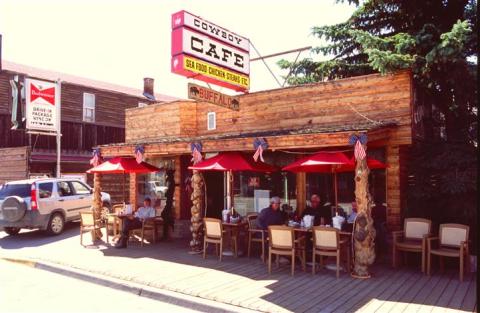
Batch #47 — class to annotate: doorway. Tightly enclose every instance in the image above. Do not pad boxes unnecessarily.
[203,171,225,219]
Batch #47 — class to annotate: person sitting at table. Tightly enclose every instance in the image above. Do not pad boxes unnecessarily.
[115,197,156,249]
[301,194,332,226]
[347,201,358,224]
[256,196,286,230]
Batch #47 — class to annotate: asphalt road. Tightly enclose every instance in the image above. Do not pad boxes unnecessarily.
[0,242,257,313]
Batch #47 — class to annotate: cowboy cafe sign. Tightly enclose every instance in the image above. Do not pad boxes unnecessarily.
[171,10,250,92]
[25,78,59,132]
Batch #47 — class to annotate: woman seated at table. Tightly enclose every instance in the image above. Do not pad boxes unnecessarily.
[115,197,155,249]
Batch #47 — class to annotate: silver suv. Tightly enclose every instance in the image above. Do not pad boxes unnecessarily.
[0,178,111,236]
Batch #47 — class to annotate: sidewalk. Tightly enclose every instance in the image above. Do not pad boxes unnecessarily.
[0,226,476,313]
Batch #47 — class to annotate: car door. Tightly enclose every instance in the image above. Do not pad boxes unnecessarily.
[37,182,55,216]
[55,181,78,220]
[70,181,92,217]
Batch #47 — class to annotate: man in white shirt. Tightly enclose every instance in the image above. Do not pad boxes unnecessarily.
[115,197,155,249]
[347,201,358,224]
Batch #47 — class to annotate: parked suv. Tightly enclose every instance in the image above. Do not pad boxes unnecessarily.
[0,178,111,236]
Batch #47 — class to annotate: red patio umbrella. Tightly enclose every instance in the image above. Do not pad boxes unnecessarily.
[282,151,387,210]
[188,152,277,210]
[86,157,162,202]
[189,151,277,172]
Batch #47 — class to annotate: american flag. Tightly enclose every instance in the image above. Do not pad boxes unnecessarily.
[253,145,264,162]
[135,150,143,164]
[354,140,366,160]
[89,149,101,167]
[192,147,202,164]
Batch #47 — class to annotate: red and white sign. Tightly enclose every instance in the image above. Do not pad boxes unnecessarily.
[172,27,249,75]
[171,10,250,92]
[25,78,59,132]
[172,10,249,52]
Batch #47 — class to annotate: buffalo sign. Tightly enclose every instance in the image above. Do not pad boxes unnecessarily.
[171,10,250,92]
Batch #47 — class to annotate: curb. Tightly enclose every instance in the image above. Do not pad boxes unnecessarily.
[0,256,258,313]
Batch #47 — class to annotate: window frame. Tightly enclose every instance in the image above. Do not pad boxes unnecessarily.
[207,112,216,130]
[83,92,96,123]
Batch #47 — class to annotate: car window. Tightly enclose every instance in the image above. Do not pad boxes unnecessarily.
[70,181,91,195]
[0,184,31,200]
[38,183,53,199]
[57,181,74,197]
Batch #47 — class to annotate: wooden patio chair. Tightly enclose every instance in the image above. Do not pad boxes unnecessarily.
[267,225,305,276]
[203,218,225,261]
[80,211,103,246]
[427,223,470,281]
[392,218,432,273]
[247,213,267,261]
[312,226,350,278]
[131,207,164,247]
[105,204,124,242]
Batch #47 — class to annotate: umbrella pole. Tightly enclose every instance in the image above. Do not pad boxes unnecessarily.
[334,172,338,211]
[123,172,126,204]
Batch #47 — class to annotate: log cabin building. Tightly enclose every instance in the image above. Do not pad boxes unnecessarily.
[0,60,178,202]
[99,70,417,237]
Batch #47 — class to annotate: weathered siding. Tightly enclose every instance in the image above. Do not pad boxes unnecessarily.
[0,146,29,184]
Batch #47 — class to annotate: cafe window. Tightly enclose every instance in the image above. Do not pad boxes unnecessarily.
[83,93,95,122]
[232,152,297,217]
[136,157,175,210]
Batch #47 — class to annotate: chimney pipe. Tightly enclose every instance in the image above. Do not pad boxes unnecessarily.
[143,77,155,101]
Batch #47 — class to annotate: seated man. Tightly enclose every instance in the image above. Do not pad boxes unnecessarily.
[256,196,286,230]
[115,197,155,249]
[347,201,358,224]
[302,194,332,226]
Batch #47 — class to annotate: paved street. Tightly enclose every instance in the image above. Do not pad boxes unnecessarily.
[0,259,256,313]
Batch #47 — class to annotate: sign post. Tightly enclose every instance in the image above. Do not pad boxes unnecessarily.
[56,80,61,178]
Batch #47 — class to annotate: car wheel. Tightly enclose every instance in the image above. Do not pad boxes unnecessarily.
[46,213,65,235]
[4,227,21,236]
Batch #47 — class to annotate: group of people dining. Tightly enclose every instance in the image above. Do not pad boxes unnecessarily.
[255,194,388,258]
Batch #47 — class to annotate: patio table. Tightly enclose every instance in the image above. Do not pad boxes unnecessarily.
[222,220,248,257]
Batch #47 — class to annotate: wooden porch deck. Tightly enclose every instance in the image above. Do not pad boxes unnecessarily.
[109,239,477,313]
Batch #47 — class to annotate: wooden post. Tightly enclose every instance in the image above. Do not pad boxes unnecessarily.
[190,170,204,253]
[386,145,402,230]
[352,144,376,278]
[129,173,138,210]
[296,172,306,215]
[91,173,103,241]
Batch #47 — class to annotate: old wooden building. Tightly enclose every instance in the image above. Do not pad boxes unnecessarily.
[0,60,178,202]
[100,70,413,236]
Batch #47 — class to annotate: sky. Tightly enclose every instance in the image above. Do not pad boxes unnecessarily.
[0,0,356,99]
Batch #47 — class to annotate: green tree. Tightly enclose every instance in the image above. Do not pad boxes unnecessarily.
[279,0,477,249]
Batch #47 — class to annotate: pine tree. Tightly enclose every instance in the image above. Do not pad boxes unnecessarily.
[279,0,477,249]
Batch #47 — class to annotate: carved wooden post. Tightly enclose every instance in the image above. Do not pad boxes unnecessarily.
[189,170,204,253]
[91,173,103,240]
[352,144,376,278]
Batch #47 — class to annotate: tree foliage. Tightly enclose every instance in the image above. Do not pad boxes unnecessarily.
[279,0,478,246]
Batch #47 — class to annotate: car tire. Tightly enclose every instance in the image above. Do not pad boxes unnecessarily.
[4,227,21,236]
[46,213,65,236]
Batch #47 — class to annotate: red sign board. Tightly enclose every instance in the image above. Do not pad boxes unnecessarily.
[171,10,250,92]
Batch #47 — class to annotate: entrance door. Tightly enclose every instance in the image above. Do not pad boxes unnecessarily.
[203,171,225,219]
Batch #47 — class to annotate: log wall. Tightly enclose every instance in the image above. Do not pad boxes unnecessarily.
[125,71,412,146]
